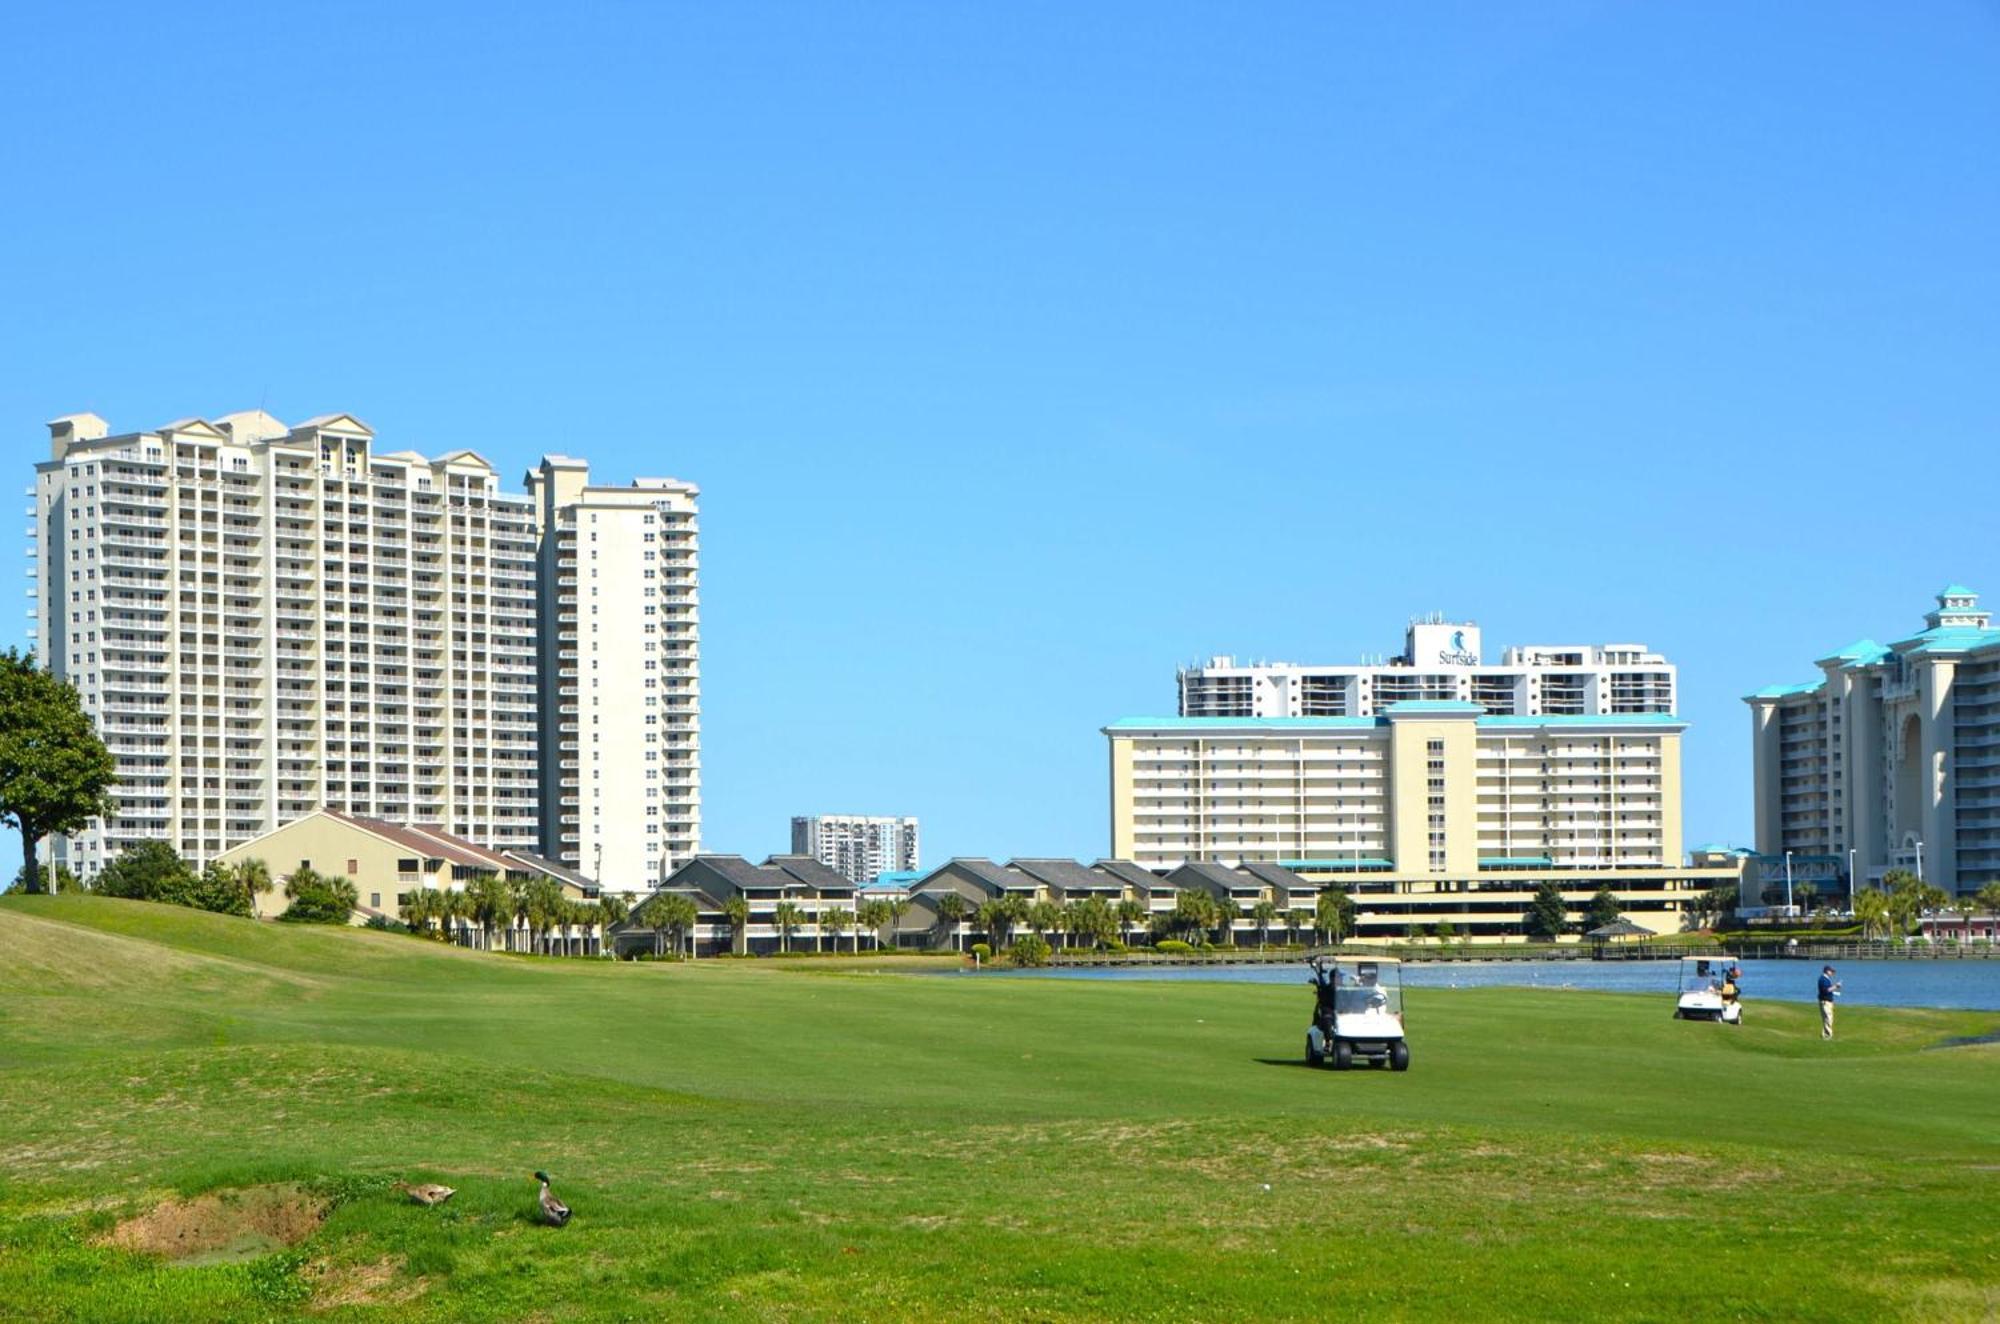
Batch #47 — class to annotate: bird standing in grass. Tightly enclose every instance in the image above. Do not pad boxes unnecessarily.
[400,1182,456,1207]
[535,1171,571,1227]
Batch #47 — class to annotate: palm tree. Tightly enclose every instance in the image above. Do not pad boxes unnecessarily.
[401,888,435,937]
[1854,888,1891,940]
[1115,898,1147,945]
[820,904,851,954]
[1213,896,1242,947]
[1316,888,1353,946]
[1250,899,1279,950]
[1069,896,1115,949]
[237,858,274,917]
[465,872,506,951]
[1286,908,1310,947]
[1171,889,1218,943]
[933,892,967,952]
[886,896,911,948]
[521,877,566,955]
[1026,900,1060,944]
[857,898,890,951]
[773,900,804,954]
[722,894,751,955]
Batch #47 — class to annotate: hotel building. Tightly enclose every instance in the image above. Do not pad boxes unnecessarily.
[791,814,920,884]
[1113,614,1736,939]
[1180,616,1675,718]
[1746,585,2000,897]
[29,411,697,886]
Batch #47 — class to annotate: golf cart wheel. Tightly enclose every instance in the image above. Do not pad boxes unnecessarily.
[1390,1041,1410,1072]
[1306,1034,1323,1068]
[1333,1040,1353,1071]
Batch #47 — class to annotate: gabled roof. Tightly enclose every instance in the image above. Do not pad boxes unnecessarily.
[318,808,511,871]
[431,448,494,469]
[911,857,1023,897]
[1168,860,1263,894]
[502,849,598,894]
[1006,859,1121,893]
[293,413,375,436]
[1240,861,1312,892]
[1815,638,1890,669]
[1092,859,1169,891]
[158,418,227,440]
[673,854,784,898]
[763,855,857,893]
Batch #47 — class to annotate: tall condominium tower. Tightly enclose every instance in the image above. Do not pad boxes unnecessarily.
[790,815,920,884]
[528,458,701,890]
[1179,616,1676,719]
[29,412,700,886]
[1746,585,2000,897]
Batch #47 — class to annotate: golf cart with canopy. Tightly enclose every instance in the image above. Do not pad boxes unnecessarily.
[1305,955,1410,1070]
[1673,954,1742,1024]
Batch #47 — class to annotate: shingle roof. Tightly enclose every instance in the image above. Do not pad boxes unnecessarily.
[1240,861,1312,892]
[1092,859,1169,890]
[916,858,1024,896]
[1006,859,1122,893]
[763,855,858,893]
[1171,860,1260,893]
[320,809,510,871]
[502,849,597,892]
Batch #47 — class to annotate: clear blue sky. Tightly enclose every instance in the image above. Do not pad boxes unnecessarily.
[6,2,2000,874]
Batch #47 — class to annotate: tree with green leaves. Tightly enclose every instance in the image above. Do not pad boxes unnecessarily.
[1025,899,1061,943]
[886,896,911,949]
[639,892,698,958]
[773,899,804,954]
[280,865,358,924]
[520,876,566,955]
[95,840,197,905]
[464,872,507,951]
[1068,895,1116,949]
[0,650,117,896]
[1433,919,1456,944]
[11,862,83,894]
[1250,898,1279,949]
[856,897,890,951]
[1523,881,1569,940]
[1977,881,2000,920]
[235,858,274,917]
[932,891,967,951]
[820,902,851,954]
[1853,887,1891,940]
[1584,886,1622,933]
[720,894,750,954]
[976,896,1013,947]
[1213,896,1242,947]
[1170,888,1218,943]
[1115,897,1148,944]
[1315,888,1354,946]
[1285,908,1310,946]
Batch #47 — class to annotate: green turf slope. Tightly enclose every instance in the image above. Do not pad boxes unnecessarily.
[1,895,1995,1321]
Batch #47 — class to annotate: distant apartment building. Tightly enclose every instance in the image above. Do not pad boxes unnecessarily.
[1180,615,1675,719]
[1746,585,2000,897]
[29,411,698,886]
[790,815,920,884]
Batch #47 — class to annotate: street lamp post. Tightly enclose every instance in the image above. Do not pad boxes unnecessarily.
[1915,839,1924,883]
[1784,849,1794,915]
[1847,848,1857,914]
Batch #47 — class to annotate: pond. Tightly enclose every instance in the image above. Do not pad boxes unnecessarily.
[974,958,2000,1011]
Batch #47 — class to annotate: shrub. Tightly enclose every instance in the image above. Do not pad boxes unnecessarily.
[1008,934,1052,967]
[970,942,992,962]
[280,867,359,924]
[1156,939,1194,954]
[363,915,409,933]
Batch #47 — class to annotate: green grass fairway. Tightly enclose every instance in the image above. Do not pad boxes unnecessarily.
[2,897,1997,1321]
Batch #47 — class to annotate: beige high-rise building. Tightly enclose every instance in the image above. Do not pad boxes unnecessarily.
[527,458,701,891]
[1106,702,1739,940]
[30,412,699,887]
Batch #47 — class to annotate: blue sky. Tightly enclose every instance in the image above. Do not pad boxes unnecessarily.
[6,2,2000,872]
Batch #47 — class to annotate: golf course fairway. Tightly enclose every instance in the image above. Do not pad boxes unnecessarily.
[1,895,1995,1321]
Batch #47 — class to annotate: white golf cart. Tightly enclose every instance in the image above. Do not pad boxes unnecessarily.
[1305,955,1410,1071]
[1673,955,1742,1024]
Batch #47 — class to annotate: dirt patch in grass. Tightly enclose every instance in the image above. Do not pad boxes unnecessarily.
[100,1183,328,1264]
[305,1255,428,1311]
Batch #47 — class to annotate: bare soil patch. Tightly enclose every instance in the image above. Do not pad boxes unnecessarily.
[100,1183,328,1265]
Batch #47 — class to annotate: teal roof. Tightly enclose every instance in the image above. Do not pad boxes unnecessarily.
[1381,700,1483,714]
[1478,713,1683,727]
[1938,583,1978,599]
[1478,856,1554,867]
[1819,638,1890,668]
[1691,843,1753,856]
[1745,681,1823,701]
[1901,626,2000,657]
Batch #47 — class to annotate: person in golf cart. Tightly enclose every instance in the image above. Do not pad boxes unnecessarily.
[1337,963,1391,1015]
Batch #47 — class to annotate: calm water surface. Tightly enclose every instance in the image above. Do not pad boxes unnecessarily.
[978,959,2000,1011]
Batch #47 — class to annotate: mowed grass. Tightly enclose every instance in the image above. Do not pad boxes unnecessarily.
[1,897,1996,1321]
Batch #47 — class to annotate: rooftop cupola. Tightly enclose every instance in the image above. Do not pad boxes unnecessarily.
[1924,584,1989,631]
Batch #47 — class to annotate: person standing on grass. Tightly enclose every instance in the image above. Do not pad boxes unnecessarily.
[1817,965,1841,1039]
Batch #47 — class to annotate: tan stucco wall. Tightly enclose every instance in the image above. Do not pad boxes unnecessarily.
[1108,736,1136,860]
[216,813,443,921]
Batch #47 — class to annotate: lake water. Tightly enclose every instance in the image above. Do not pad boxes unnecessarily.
[977,959,2000,1011]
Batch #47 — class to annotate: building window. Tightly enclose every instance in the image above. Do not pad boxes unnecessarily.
[347,859,359,875]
